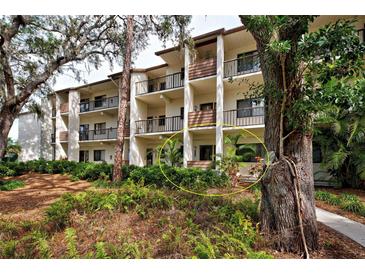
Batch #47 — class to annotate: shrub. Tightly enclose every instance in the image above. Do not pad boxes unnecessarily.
[339,193,365,215]
[0,180,25,191]
[315,191,341,206]
[0,165,15,177]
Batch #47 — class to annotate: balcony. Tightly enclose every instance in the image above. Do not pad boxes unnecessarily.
[80,96,119,113]
[224,52,260,78]
[189,57,216,80]
[188,109,216,128]
[79,125,130,141]
[136,72,184,95]
[187,160,212,169]
[135,116,183,134]
[60,102,69,113]
[59,131,68,142]
[223,107,264,127]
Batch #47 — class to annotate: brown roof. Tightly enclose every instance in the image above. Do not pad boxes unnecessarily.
[154,26,245,56]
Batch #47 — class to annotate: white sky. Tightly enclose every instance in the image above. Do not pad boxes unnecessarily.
[10,15,241,140]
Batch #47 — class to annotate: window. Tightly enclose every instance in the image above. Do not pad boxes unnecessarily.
[94,123,106,135]
[79,150,89,162]
[94,95,106,108]
[146,148,153,166]
[236,143,264,162]
[79,124,89,140]
[237,98,264,118]
[313,143,323,163]
[147,116,153,132]
[94,150,105,162]
[180,107,184,119]
[80,98,89,112]
[159,82,166,90]
[200,145,215,161]
[148,83,154,93]
[200,102,216,111]
[237,51,259,73]
[158,115,166,126]
[180,67,185,81]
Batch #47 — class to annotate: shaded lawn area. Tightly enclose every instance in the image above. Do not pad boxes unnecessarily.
[0,173,91,221]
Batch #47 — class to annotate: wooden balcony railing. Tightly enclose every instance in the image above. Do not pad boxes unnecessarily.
[187,160,213,169]
[189,57,216,80]
[60,102,69,113]
[136,72,184,95]
[223,107,264,127]
[188,109,216,127]
[80,96,119,113]
[224,52,260,78]
[59,131,68,142]
[135,116,183,134]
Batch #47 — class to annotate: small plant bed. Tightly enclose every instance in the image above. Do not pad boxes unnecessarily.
[315,190,365,225]
[0,180,24,191]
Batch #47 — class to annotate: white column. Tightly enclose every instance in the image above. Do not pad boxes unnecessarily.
[215,34,224,163]
[40,97,53,160]
[130,72,148,166]
[183,47,193,167]
[68,89,80,161]
[55,93,67,159]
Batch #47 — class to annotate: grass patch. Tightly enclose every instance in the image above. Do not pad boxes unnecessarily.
[0,180,25,191]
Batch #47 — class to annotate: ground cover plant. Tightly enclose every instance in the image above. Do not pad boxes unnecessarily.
[315,190,365,216]
[0,180,25,191]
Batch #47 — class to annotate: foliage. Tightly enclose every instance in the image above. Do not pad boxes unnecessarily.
[3,138,21,162]
[314,104,365,188]
[0,179,24,191]
[64,228,79,259]
[156,137,183,167]
[315,190,365,216]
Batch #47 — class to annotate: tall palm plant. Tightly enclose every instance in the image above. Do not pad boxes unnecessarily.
[4,138,21,162]
[156,138,183,167]
[315,105,365,187]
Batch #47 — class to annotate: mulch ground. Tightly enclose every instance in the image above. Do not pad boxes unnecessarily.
[0,173,364,258]
[0,173,91,221]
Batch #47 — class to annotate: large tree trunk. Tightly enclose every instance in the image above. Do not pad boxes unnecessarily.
[112,15,134,182]
[0,104,20,159]
[242,18,320,255]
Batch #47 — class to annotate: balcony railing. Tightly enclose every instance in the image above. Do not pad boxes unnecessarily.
[189,57,217,80]
[59,131,68,142]
[80,96,119,113]
[60,102,69,113]
[135,116,183,134]
[79,126,129,141]
[136,72,184,95]
[224,52,260,78]
[188,109,216,128]
[187,161,213,169]
[223,107,264,127]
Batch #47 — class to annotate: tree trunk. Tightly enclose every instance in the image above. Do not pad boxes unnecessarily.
[112,15,134,182]
[257,43,319,254]
[0,105,19,159]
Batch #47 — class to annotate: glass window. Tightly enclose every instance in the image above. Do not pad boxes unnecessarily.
[94,150,105,162]
[159,115,166,126]
[79,150,89,162]
[94,95,106,108]
[313,143,323,163]
[94,123,106,134]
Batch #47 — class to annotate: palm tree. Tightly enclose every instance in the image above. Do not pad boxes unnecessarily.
[156,138,183,167]
[315,105,365,188]
[4,138,21,162]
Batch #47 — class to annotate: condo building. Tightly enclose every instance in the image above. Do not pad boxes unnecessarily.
[18,16,365,177]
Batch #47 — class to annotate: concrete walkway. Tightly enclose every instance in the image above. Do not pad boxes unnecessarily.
[316,207,365,247]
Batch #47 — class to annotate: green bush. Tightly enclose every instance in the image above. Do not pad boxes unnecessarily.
[0,180,25,191]
[315,191,341,206]
[0,164,16,177]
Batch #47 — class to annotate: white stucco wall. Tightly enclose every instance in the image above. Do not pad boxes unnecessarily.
[18,113,42,161]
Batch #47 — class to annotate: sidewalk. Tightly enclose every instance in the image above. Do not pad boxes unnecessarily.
[316,207,365,247]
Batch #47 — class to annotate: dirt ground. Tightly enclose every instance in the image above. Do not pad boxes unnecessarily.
[0,173,91,221]
[0,173,364,258]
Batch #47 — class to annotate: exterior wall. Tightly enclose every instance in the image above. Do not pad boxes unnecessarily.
[68,90,80,161]
[55,93,68,159]
[183,47,193,167]
[18,113,42,161]
[40,97,53,160]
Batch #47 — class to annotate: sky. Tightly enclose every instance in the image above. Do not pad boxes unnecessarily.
[9,15,242,140]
